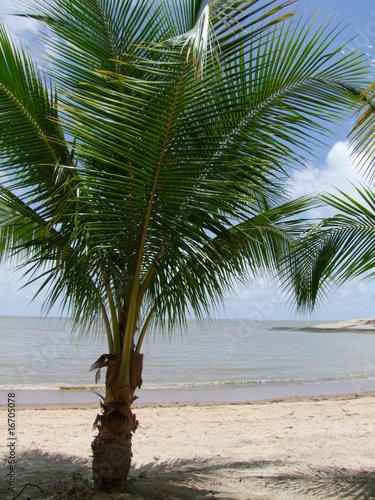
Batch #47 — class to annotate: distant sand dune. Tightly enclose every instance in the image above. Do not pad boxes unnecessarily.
[306,318,375,331]
[272,318,375,332]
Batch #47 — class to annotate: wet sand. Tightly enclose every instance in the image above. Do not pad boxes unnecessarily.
[2,376,375,406]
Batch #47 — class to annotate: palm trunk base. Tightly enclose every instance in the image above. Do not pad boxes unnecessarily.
[91,352,143,492]
[92,431,132,491]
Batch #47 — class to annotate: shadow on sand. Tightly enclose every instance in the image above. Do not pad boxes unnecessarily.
[1,450,279,499]
[3,450,375,499]
[266,466,375,499]
[0,449,90,500]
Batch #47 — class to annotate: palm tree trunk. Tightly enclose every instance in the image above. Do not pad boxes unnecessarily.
[92,350,143,491]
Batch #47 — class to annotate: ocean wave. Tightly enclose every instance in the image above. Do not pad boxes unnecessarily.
[0,383,105,391]
[4,375,374,392]
[141,375,375,390]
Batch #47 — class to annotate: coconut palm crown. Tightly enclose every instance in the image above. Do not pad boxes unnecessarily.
[0,0,371,491]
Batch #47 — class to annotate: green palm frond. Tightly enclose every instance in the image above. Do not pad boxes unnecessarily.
[0,23,77,237]
[350,81,375,181]
[136,195,316,337]
[291,185,375,311]
[0,0,373,385]
[159,0,296,78]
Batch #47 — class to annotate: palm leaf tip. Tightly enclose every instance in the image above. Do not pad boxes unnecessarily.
[161,0,296,79]
[161,2,212,79]
[188,3,210,79]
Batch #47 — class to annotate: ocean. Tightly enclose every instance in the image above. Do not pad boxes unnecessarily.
[1,316,375,404]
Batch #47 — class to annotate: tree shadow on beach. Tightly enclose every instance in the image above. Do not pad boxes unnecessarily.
[125,456,282,499]
[1,450,282,499]
[0,449,91,500]
[4,451,375,499]
[266,466,375,499]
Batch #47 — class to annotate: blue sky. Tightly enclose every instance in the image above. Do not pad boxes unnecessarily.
[0,0,374,320]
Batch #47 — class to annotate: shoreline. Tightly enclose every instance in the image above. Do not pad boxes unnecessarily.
[2,377,375,406]
[5,390,375,412]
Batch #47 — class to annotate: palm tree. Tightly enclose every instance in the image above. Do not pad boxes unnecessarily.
[0,0,371,492]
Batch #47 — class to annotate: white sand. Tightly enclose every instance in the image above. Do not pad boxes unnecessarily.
[308,318,375,331]
[1,393,375,499]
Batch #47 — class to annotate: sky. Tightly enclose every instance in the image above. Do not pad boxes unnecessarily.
[0,0,375,321]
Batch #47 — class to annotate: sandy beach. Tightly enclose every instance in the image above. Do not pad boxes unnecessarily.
[1,393,375,499]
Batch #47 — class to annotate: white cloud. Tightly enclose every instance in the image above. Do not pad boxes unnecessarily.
[288,141,367,218]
